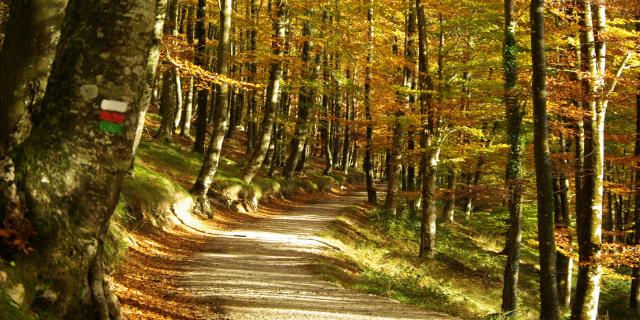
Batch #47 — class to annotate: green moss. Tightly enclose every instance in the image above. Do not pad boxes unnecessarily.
[136,140,203,179]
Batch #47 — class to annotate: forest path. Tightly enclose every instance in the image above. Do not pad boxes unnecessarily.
[177,190,456,320]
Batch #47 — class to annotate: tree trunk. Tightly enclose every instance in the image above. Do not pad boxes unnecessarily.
[631,17,640,312]
[416,0,438,258]
[443,169,456,222]
[556,119,572,310]
[241,0,288,184]
[193,0,208,154]
[9,0,166,318]
[341,68,353,174]
[0,0,68,223]
[572,2,605,319]
[501,0,525,314]
[192,0,233,211]
[156,68,178,143]
[364,0,377,204]
[530,1,560,318]
[385,112,405,216]
[0,0,68,147]
[180,77,194,137]
[156,0,181,144]
[283,10,315,178]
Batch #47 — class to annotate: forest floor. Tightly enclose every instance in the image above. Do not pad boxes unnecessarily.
[112,188,456,320]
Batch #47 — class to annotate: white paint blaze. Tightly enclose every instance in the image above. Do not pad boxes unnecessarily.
[100,99,128,112]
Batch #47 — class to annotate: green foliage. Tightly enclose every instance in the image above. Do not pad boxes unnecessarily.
[599,274,636,320]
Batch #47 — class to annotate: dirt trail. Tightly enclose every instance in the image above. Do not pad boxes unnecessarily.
[177,191,456,320]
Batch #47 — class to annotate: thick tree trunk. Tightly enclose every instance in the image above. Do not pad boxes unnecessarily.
[9,0,166,318]
[241,0,288,184]
[193,0,208,153]
[192,0,233,211]
[364,0,377,204]
[0,0,68,223]
[501,0,525,314]
[530,1,560,318]
[0,0,68,147]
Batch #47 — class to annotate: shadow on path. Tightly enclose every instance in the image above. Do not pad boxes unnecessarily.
[179,191,456,320]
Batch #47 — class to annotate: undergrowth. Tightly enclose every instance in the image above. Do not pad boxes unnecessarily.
[320,203,637,320]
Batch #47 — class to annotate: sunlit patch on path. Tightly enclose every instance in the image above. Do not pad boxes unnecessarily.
[178,191,456,320]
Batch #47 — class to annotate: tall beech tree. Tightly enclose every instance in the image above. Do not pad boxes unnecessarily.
[3,0,166,317]
[364,0,377,204]
[156,0,182,144]
[572,2,604,319]
[283,8,316,178]
[416,0,439,258]
[192,0,233,210]
[500,0,525,314]
[192,0,209,153]
[530,0,560,318]
[241,0,288,183]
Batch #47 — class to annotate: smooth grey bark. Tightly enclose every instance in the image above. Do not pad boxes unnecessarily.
[241,0,288,184]
[0,0,68,225]
[0,0,68,147]
[179,76,194,137]
[530,1,560,318]
[192,0,233,211]
[416,0,439,258]
[10,0,166,318]
[572,2,604,319]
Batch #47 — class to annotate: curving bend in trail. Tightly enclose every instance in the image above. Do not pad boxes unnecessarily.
[178,191,457,320]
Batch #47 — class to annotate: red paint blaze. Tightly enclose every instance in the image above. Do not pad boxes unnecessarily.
[99,111,126,124]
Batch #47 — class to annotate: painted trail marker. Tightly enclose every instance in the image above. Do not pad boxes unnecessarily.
[99,111,126,124]
[100,100,128,113]
[99,121,124,135]
[99,100,128,135]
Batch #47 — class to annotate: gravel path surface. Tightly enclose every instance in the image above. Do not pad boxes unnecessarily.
[177,191,456,320]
